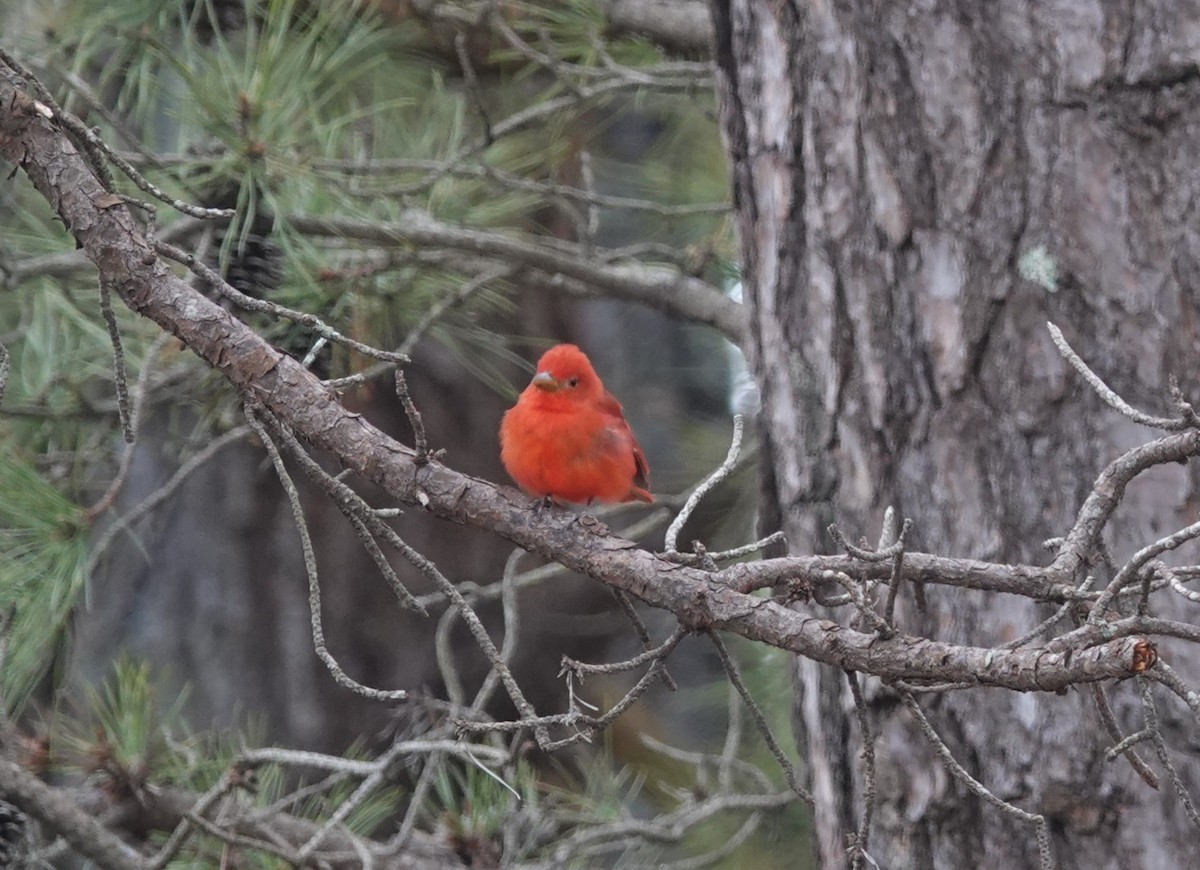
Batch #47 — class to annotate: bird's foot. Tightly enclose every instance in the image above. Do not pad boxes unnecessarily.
[532,494,559,514]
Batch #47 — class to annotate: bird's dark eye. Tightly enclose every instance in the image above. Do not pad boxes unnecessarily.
[567,377,579,388]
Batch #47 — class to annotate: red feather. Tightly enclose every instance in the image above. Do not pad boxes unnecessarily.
[500,345,653,504]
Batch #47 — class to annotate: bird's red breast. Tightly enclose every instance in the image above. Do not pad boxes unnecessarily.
[499,344,652,504]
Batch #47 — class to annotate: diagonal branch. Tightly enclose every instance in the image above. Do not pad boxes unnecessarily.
[0,65,1159,696]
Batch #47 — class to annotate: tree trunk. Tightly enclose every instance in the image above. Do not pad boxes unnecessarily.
[713,1,1200,867]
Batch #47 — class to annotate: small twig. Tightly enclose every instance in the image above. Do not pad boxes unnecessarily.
[1165,565,1200,602]
[470,549,524,713]
[259,414,427,615]
[86,332,173,519]
[1168,375,1200,426]
[1047,323,1195,430]
[1003,576,1095,650]
[1143,660,1200,722]
[301,337,328,369]
[708,631,812,804]
[899,691,1055,870]
[1104,728,1153,760]
[828,524,905,564]
[394,369,429,463]
[1137,678,1200,830]
[1087,682,1159,789]
[0,46,232,220]
[880,519,913,630]
[295,740,407,862]
[244,403,408,702]
[0,340,9,405]
[561,624,687,678]
[611,588,678,691]
[664,415,744,554]
[88,426,252,573]
[700,532,787,564]
[97,283,133,443]
[846,671,877,870]
[435,603,466,707]
[540,654,675,751]
[1089,519,1200,624]
[148,774,237,869]
[822,570,890,634]
[155,240,408,365]
[387,751,439,855]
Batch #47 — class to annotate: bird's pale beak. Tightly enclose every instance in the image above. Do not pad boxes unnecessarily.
[531,371,560,392]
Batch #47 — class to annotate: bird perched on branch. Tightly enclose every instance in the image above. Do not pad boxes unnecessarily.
[500,344,653,505]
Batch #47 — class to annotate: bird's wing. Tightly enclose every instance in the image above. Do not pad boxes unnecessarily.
[598,390,650,489]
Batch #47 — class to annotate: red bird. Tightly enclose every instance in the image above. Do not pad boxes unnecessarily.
[500,344,652,504]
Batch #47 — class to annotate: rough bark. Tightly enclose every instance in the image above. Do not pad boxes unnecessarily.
[4,18,1195,864]
[713,1,1200,867]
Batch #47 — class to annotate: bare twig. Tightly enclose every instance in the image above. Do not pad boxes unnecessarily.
[148,775,237,870]
[1137,678,1200,830]
[611,588,679,691]
[1089,520,1200,624]
[719,681,745,793]
[1089,682,1159,789]
[880,519,913,631]
[846,671,877,870]
[244,403,409,702]
[1143,660,1200,722]
[561,624,687,678]
[470,549,524,713]
[1047,323,1195,431]
[708,631,812,804]
[1002,576,1095,651]
[0,340,9,406]
[86,332,174,519]
[394,369,429,463]
[251,410,427,615]
[900,691,1054,870]
[454,32,493,144]
[97,283,134,443]
[155,240,408,365]
[665,415,744,554]
[88,426,253,573]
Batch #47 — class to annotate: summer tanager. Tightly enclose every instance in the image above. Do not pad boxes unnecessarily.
[500,344,653,504]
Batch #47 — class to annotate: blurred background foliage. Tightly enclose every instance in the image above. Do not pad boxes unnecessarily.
[0,0,807,865]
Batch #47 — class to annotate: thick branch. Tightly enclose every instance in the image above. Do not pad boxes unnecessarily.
[0,756,145,870]
[596,0,715,54]
[724,553,1080,601]
[289,213,746,343]
[6,213,746,344]
[0,68,1154,694]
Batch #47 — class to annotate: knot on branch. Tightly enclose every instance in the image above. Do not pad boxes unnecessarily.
[1131,640,1158,674]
